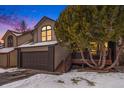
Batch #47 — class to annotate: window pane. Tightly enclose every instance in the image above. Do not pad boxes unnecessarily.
[47,30,52,36]
[47,26,52,30]
[47,36,52,41]
[105,42,108,48]
[42,37,46,41]
[42,31,46,36]
[90,42,97,55]
[42,26,46,31]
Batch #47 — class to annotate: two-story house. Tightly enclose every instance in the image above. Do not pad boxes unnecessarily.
[0,16,118,72]
[0,16,71,72]
[16,16,70,72]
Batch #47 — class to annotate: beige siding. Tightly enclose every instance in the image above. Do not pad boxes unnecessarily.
[10,50,17,67]
[21,46,48,52]
[17,33,33,46]
[54,45,69,69]
[34,19,57,43]
[34,29,38,43]
[4,33,17,48]
[0,54,8,67]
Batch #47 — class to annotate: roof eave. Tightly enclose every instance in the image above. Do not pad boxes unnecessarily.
[34,16,56,29]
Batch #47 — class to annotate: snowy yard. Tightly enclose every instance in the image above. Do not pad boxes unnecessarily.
[0,69,124,88]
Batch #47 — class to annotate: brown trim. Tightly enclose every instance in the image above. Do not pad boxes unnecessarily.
[48,45,55,71]
[37,29,38,42]
[16,36,18,46]
[17,48,21,68]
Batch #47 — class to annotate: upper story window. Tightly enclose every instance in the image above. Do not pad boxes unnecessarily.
[41,25,52,42]
[7,35,13,47]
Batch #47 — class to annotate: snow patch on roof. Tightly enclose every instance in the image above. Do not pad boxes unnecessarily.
[12,32,22,36]
[18,41,58,48]
[0,47,14,53]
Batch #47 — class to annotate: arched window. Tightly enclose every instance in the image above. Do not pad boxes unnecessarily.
[41,25,52,42]
[7,35,13,47]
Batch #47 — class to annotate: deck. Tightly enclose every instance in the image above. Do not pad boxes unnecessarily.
[72,59,112,65]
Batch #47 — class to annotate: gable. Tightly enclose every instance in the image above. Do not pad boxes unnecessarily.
[2,30,16,40]
[34,16,56,29]
[33,17,56,43]
[3,32,17,48]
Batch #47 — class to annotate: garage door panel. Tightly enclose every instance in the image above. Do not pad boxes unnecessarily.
[21,51,49,70]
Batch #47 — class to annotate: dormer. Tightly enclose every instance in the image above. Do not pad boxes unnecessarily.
[33,16,56,43]
[2,30,33,48]
[2,30,19,48]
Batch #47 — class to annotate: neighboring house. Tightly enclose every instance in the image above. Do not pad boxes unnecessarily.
[0,30,33,68]
[0,16,71,72]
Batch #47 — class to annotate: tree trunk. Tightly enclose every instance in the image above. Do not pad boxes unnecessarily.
[88,49,97,66]
[105,47,123,70]
[99,48,106,69]
[80,50,95,68]
[98,43,103,66]
[98,51,102,66]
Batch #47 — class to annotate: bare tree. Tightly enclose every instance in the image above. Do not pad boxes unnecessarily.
[15,20,28,32]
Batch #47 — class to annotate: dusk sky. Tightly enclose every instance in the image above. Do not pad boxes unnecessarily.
[0,5,67,42]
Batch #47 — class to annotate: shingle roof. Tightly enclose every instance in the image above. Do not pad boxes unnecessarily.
[2,30,33,40]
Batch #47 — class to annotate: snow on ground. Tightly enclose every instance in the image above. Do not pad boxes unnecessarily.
[0,70,124,88]
[0,68,25,73]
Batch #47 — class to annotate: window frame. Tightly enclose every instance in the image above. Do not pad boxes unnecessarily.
[41,25,52,42]
[7,35,14,47]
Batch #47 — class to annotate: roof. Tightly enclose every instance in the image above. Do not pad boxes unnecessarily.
[0,47,15,53]
[2,30,33,40]
[11,31,22,36]
[34,16,56,28]
[18,41,58,48]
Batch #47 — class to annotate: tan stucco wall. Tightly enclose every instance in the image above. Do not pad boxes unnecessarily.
[54,45,69,69]
[17,33,33,46]
[10,50,17,67]
[4,33,17,48]
[21,46,48,52]
[0,54,8,67]
[34,19,57,43]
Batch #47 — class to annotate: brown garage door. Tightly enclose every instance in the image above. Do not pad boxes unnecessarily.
[21,51,49,70]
